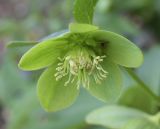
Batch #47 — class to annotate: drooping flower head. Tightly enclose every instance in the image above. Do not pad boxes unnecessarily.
[18,23,143,111]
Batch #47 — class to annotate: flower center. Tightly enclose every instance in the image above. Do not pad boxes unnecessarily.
[54,47,108,89]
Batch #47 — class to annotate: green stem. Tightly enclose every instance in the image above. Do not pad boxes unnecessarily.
[125,68,160,104]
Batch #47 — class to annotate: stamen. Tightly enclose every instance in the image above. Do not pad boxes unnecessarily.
[54,48,108,89]
[94,74,101,84]
[96,72,103,80]
[58,57,64,61]
[58,63,63,66]
[64,73,72,86]
[71,76,76,83]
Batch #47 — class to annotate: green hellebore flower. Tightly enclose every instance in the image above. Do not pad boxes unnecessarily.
[18,23,143,112]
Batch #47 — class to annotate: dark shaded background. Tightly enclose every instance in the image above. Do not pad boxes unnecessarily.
[0,0,160,129]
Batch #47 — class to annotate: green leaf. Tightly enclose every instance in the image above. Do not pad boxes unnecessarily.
[91,30,143,67]
[37,63,79,112]
[86,105,150,129]
[137,46,160,96]
[7,41,38,48]
[123,118,160,129]
[18,39,69,70]
[119,86,158,114]
[88,61,122,102]
[69,23,98,33]
[73,0,98,24]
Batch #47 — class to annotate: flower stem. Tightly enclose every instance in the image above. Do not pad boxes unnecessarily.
[125,68,160,104]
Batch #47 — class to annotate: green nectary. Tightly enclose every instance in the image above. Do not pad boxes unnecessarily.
[18,23,143,111]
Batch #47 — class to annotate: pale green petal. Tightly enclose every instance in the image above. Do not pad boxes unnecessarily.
[69,23,98,33]
[91,30,143,67]
[37,63,79,112]
[88,60,122,102]
[19,39,69,70]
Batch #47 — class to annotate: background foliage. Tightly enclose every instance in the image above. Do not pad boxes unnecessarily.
[0,0,160,129]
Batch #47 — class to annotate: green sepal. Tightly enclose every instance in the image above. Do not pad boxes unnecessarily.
[18,39,69,70]
[37,63,79,112]
[91,30,143,68]
[69,23,98,33]
[88,60,122,102]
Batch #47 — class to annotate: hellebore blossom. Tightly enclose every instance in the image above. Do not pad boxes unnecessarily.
[18,23,143,111]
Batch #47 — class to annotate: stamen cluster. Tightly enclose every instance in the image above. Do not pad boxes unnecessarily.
[55,48,108,89]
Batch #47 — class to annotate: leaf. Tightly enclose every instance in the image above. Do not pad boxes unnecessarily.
[7,41,38,48]
[90,30,143,67]
[123,118,160,129]
[119,86,158,114]
[88,60,122,102]
[69,23,98,33]
[86,105,150,129]
[137,46,160,96]
[37,63,79,112]
[73,0,98,24]
[18,39,69,70]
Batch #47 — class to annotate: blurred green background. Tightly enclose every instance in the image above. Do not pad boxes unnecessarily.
[0,0,160,129]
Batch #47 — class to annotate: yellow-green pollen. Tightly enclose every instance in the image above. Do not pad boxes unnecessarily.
[54,48,108,89]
